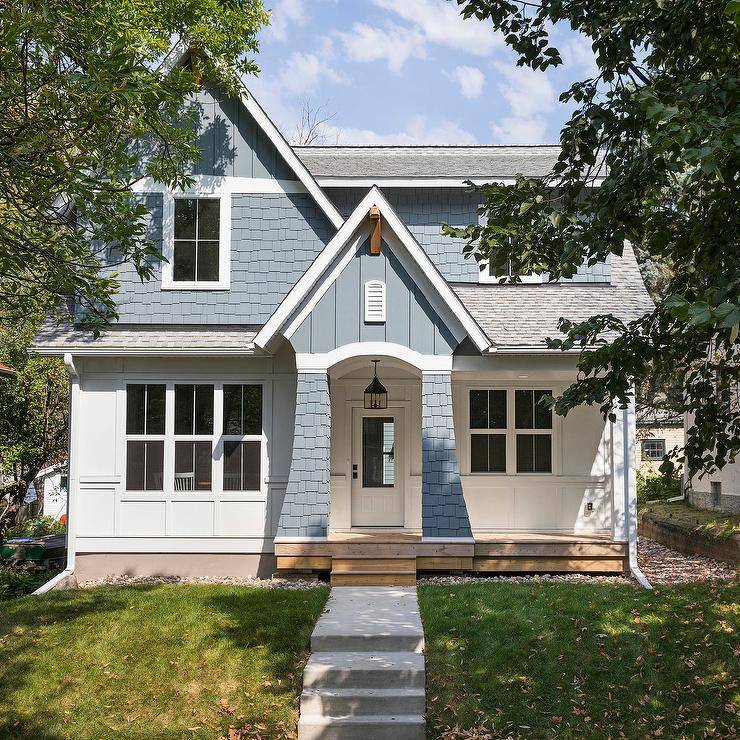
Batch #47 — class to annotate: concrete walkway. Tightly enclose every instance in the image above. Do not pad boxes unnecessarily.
[298,587,425,739]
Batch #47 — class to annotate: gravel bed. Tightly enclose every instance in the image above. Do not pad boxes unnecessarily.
[419,572,631,586]
[637,536,737,584]
[77,574,325,590]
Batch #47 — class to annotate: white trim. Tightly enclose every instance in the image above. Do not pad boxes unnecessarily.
[478,268,543,285]
[75,537,275,554]
[170,47,343,230]
[295,343,453,373]
[255,186,491,352]
[36,347,259,357]
[161,192,231,290]
[283,232,366,339]
[239,84,344,230]
[317,176,606,188]
[132,176,308,195]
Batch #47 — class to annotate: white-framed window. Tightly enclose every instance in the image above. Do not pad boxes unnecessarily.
[467,388,554,474]
[478,258,542,284]
[125,383,166,491]
[514,389,553,473]
[124,381,264,494]
[174,384,215,491]
[222,384,263,492]
[161,193,231,290]
[641,439,666,460]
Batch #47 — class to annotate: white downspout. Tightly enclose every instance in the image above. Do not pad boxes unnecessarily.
[33,353,78,594]
[623,402,651,589]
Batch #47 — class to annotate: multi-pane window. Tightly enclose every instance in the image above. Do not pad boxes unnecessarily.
[469,390,507,473]
[173,198,220,282]
[126,384,165,491]
[641,439,666,460]
[124,382,265,495]
[468,389,554,474]
[515,390,552,473]
[222,385,262,491]
[174,384,214,491]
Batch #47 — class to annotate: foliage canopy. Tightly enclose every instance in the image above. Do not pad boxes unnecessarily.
[0,0,268,327]
[447,0,740,479]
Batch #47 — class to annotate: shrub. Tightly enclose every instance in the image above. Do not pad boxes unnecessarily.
[637,470,681,508]
[5,515,65,538]
[0,565,53,600]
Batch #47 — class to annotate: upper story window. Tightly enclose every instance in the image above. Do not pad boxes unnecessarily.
[478,257,542,284]
[162,194,231,290]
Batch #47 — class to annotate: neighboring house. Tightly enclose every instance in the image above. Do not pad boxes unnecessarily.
[32,52,654,583]
[38,464,69,521]
[636,407,684,475]
[684,413,740,514]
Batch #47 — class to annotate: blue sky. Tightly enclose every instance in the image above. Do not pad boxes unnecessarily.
[249,0,598,146]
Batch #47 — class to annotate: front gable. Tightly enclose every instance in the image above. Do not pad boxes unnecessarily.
[255,186,491,355]
[290,237,459,355]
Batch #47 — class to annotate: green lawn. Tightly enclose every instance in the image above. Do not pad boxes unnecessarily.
[0,584,329,739]
[420,581,739,739]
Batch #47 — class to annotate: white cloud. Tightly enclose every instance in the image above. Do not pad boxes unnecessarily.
[266,0,307,41]
[325,116,478,145]
[277,44,344,95]
[446,65,485,99]
[335,22,426,74]
[491,116,549,144]
[372,0,501,56]
[492,62,556,118]
[488,61,556,143]
[561,35,599,77]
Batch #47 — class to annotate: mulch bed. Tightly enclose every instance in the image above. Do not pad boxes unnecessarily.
[637,535,737,584]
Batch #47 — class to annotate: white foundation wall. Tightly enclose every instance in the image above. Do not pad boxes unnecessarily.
[70,350,296,557]
[452,355,617,535]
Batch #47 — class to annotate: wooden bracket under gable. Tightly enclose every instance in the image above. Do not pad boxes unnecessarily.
[369,206,381,255]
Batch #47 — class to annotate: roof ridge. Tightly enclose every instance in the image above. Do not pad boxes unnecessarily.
[294,144,560,150]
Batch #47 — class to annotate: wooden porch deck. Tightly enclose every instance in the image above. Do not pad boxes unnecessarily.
[275,532,629,585]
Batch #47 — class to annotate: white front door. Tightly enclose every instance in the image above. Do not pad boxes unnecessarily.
[351,407,404,527]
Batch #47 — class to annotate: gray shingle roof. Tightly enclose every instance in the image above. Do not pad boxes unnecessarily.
[33,319,259,353]
[295,145,561,179]
[454,243,654,349]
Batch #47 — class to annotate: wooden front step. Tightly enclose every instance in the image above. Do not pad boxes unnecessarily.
[330,557,416,586]
[473,556,628,574]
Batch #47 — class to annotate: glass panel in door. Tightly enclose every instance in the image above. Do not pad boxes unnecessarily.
[362,417,395,487]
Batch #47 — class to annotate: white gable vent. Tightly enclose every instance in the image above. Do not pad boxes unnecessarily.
[364,280,386,323]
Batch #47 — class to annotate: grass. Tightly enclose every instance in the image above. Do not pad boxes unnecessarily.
[420,581,739,739]
[0,583,329,739]
[641,500,740,540]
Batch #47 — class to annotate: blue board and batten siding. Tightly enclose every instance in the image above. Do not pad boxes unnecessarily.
[290,239,461,356]
[189,85,296,179]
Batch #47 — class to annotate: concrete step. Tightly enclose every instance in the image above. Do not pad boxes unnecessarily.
[302,651,425,689]
[311,586,425,652]
[300,687,426,717]
[330,572,417,586]
[298,714,425,740]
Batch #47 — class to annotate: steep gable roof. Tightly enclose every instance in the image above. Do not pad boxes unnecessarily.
[172,49,343,230]
[255,186,491,352]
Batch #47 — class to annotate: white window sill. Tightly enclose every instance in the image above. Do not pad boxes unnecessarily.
[161,281,230,291]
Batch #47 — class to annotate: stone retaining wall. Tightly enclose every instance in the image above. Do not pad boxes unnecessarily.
[639,512,739,565]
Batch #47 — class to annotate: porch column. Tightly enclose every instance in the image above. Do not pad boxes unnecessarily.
[277,372,331,538]
[421,372,472,538]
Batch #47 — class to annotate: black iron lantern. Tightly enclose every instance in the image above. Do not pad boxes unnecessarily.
[364,360,388,409]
